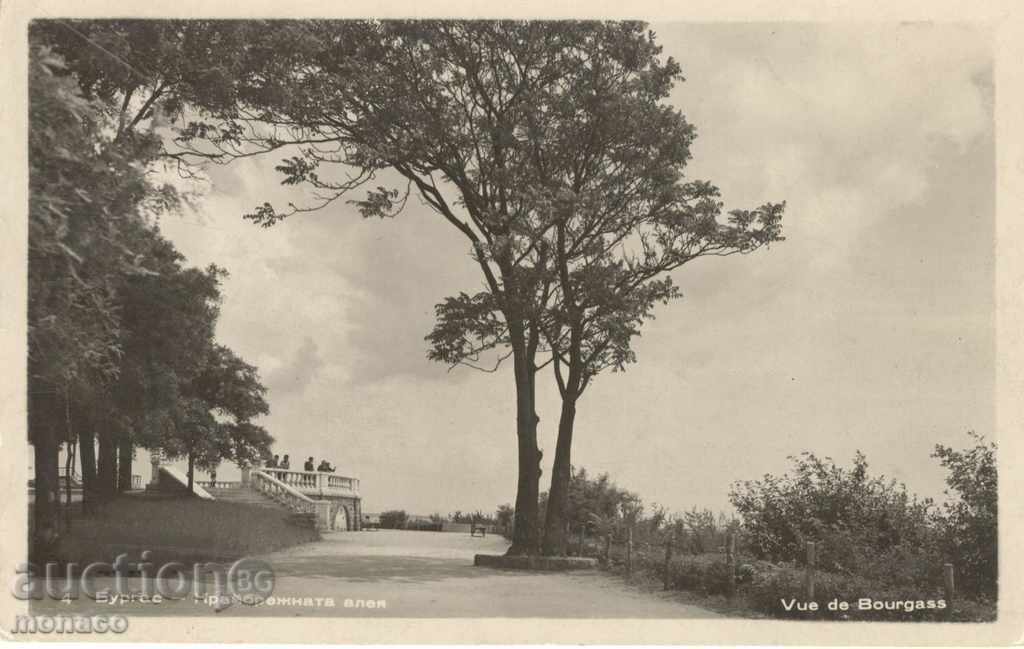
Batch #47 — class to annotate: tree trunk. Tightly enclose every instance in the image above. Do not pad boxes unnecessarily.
[78,424,96,511]
[96,426,117,502]
[63,440,75,531]
[187,452,195,493]
[32,424,61,561]
[505,327,541,556]
[117,433,133,492]
[542,393,577,555]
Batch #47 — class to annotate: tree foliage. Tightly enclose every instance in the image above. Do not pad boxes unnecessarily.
[28,46,177,398]
[27,36,274,550]
[28,44,186,548]
[31,20,255,142]
[540,466,641,534]
[932,432,997,596]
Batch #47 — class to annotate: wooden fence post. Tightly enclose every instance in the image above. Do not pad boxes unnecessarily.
[727,533,737,598]
[943,563,955,616]
[663,531,674,590]
[626,526,633,578]
[805,541,817,601]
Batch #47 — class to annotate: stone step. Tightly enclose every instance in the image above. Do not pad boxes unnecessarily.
[207,486,287,510]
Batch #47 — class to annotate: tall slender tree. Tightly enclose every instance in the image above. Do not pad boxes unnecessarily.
[492,24,771,554]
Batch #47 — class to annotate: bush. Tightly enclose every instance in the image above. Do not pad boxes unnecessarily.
[728,435,998,600]
[729,451,935,571]
[657,554,738,595]
[746,564,993,622]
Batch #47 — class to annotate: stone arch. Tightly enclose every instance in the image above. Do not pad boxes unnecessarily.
[331,503,351,531]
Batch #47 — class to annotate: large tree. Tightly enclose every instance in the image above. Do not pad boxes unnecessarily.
[411,28,785,553]
[169,20,636,553]
[167,20,750,554]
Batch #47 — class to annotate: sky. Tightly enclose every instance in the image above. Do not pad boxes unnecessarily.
[155,23,994,516]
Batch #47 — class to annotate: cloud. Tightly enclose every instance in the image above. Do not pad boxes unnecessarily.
[264,336,325,398]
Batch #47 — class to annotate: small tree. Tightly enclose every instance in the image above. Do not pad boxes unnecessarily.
[932,432,997,597]
[495,504,514,535]
[163,344,271,490]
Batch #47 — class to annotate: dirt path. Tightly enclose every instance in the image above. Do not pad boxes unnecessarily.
[32,530,719,618]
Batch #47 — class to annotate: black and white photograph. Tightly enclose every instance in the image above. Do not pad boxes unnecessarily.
[3,4,1022,645]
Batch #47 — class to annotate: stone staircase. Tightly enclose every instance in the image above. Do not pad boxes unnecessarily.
[206,483,319,529]
[206,485,287,509]
[146,461,360,532]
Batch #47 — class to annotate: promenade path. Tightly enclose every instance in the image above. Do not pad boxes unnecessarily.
[32,530,719,618]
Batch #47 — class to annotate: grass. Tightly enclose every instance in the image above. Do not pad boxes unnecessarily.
[45,494,319,568]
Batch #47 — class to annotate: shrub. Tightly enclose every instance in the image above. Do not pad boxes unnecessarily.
[746,564,992,622]
[728,435,998,602]
[660,554,737,595]
[729,451,935,571]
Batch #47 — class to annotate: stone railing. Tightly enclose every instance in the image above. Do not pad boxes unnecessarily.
[326,474,359,492]
[259,468,359,498]
[250,470,317,514]
[261,468,318,491]
[251,470,334,530]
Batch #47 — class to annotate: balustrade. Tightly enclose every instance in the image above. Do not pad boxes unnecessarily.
[250,470,317,515]
[258,468,359,496]
[135,462,355,532]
